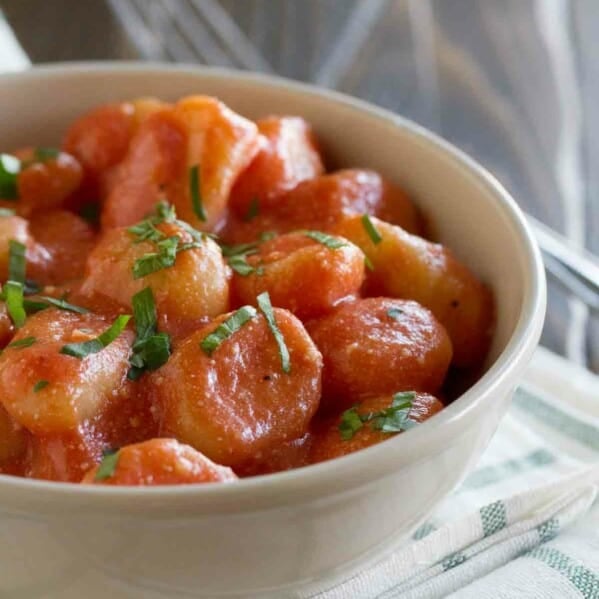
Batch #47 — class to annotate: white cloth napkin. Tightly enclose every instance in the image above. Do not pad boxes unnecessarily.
[309,347,599,599]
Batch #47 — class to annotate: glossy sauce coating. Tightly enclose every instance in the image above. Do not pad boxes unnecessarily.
[82,439,237,486]
[307,298,452,411]
[0,94,494,485]
[231,232,365,320]
[153,308,322,468]
[309,393,444,464]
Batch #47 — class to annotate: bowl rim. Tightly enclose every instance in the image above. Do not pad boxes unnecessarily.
[0,61,546,506]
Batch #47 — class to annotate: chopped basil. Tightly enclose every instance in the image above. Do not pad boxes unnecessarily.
[129,204,204,279]
[338,391,417,440]
[259,231,276,242]
[4,281,25,328]
[244,197,260,222]
[128,287,171,379]
[257,291,291,374]
[0,208,15,218]
[200,305,257,356]
[190,165,206,222]
[303,230,347,249]
[7,335,36,349]
[0,154,20,200]
[8,240,26,284]
[95,448,120,481]
[132,236,179,279]
[33,147,60,162]
[60,315,131,359]
[34,295,89,314]
[364,256,374,272]
[339,407,363,441]
[228,254,258,276]
[361,214,382,245]
[33,380,49,393]
[387,307,405,321]
[219,241,260,258]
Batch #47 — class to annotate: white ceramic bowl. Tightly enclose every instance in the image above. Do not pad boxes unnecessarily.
[0,63,545,599]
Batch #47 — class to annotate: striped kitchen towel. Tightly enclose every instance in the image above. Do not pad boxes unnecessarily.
[311,347,599,598]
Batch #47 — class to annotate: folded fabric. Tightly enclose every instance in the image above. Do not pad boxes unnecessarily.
[309,347,599,599]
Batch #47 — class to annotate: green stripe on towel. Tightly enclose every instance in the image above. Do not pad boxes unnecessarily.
[527,546,599,598]
[480,500,507,537]
[462,449,555,490]
[442,552,467,571]
[513,388,599,451]
[537,518,560,543]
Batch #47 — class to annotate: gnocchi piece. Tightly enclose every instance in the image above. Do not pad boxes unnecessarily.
[63,102,136,191]
[222,169,421,244]
[78,220,230,335]
[152,307,322,468]
[307,298,452,411]
[28,210,96,285]
[26,429,104,483]
[12,148,83,216]
[309,393,443,464]
[101,110,187,230]
[230,232,365,320]
[230,116,324,219]
[0,309,133,434]
[335,215,494,368]
[168,96,261,230]
[82,439,237,486]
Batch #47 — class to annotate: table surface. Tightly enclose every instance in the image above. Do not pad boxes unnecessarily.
[2,0,597,371]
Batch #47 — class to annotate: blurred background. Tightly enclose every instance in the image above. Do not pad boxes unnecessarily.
[1,0,597,371]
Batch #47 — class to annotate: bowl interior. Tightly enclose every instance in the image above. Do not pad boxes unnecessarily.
[0,64,538,374]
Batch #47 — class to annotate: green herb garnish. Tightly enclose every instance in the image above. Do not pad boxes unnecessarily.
[200,305,257,356]
[128,287,171,380]
[361,214,382,245]
[303,230,347,249]
[228,255,257,276]
[34,295,89,314]
[0,208,15,218]
[244,197,260,222]
[190,165,206,222]
[8,239,26,284]
[257,291,290,374]
[95,448,120,481]
[33,147,60,162]
[7,336,36,349]
[33,380,49,393]
[0,154,20,200]
[387,307,405,321]
[4,282,26,328]
[60,315,131,359]
[338,391,417,440]
[364,256,374,272]
[128,204,203,279]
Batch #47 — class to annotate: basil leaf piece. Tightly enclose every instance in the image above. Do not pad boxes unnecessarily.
[7,335,36,349]
[60,315,131,359]
[33,380,49,393]
[338,391,417,440]
[95,448,120,481]
[200,305,257,356]
[8,240,26,284]
[34,147,60,162]
[190,165,207,222]
[257,291,291,374]
[387,307,405,321]
[244,197,260,222]
[5,281,26,328]
[339,407,364,440]
[228,255,256,276]
[132,236,179,279]
[361,214,383,245]
[0,154,21,200]
[303,230,347,249]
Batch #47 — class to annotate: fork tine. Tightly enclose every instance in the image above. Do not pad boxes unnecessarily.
[106,0,168,61]
[189,0,273,72]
